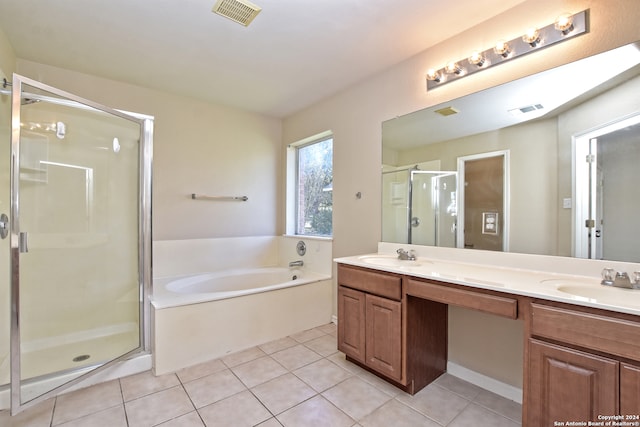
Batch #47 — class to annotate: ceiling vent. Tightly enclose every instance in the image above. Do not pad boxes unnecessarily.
[212,0,262,26]
[434,106,459,117]
[508,104,544,116]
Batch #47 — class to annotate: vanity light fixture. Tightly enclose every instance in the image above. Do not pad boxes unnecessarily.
[426,9,588,90]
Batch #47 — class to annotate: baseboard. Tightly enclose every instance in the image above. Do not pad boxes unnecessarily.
[447,361,523,404]
[331,314,338,324]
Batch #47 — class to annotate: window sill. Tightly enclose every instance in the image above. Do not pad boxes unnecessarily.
[282,234,333,242]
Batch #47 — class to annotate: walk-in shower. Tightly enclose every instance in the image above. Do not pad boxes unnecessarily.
[0,75,153,414]
[382,167,457,246]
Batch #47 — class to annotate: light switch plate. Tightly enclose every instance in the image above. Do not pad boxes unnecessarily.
[482,212,499,235]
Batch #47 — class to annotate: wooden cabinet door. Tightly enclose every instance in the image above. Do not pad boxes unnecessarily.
[528,339,618,426]
[365,293,402,382]
[621,363,640,415]
[337,286,366,364]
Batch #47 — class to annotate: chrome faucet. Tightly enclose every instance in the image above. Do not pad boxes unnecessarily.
[601,268,640,289]
[289,260,304,267]
[396,248,416,261]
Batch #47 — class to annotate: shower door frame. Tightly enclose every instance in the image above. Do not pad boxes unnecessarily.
[9,74,153,415]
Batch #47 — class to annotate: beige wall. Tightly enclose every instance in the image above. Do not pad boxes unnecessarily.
[0,25,15,82]
[15,59,283,241]
[283,0,640,388]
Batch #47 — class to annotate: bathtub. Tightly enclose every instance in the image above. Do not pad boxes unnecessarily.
[158,267,312,305]
[151,266,332,374]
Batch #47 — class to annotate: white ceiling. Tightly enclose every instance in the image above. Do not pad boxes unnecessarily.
[0,0,525,118]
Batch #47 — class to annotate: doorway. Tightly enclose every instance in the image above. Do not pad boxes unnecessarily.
[574,113,640,261]
[457,151,510,251]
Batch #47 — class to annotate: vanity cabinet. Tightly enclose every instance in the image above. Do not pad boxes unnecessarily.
[621,363,640,415]
[527,302,640,425]
[337,264,447,392]
[336,257,640,422]
[364,293,402,381]
[337,286,367,364]
[528,339,618,425]
[337,265,402,382]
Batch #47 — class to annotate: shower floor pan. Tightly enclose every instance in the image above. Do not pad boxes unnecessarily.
[20,322,139,381]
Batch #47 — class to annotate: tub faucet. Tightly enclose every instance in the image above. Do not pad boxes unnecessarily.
[396,248,416,261]
[289,260,304,267]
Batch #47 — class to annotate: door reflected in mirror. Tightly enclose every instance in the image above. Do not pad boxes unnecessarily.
[458,151,507,252]
[381,41,640,262]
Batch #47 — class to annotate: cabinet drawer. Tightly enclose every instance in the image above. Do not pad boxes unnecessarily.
[405,278,518,319]
[531,303,640,362]
[338,264,401,300]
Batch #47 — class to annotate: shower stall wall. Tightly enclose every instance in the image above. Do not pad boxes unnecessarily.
[0,75,152,414]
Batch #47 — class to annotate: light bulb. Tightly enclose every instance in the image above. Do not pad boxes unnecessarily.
[554,13,574,35]
[493,40,511,58]
[468,51,486,67]
[426,69,442,82]
[445,61,463,75]
[523,28,541,47]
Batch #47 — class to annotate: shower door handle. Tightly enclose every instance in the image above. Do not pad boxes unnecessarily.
[0,213,7,239]
[19,232,29,253]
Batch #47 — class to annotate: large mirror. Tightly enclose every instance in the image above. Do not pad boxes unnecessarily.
[382,41,640,262]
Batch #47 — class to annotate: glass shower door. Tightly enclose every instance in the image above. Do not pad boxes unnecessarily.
[410,171,457,247]
[9,75,152,414]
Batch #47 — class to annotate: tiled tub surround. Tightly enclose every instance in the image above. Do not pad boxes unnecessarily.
[0,323,522,427]
[335,243,640,425]
[151,236,333,374]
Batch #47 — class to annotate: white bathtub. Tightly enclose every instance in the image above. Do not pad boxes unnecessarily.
[151,266,333,374]
[152,267,326,308]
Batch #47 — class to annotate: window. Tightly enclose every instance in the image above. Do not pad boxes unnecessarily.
[287,133,333,237]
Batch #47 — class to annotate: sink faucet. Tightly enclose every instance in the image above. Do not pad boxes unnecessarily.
[289,260,304,267]
[396,248,416,261]
[601,268,640,289]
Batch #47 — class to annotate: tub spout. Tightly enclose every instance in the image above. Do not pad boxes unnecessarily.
[289,260,304,267]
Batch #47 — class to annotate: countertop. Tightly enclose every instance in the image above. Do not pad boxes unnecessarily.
[335,252,640,317]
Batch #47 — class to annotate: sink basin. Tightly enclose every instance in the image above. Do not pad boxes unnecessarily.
[555,284,640,307]
[357,255,424,267]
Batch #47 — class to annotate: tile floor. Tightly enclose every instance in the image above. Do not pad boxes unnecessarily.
[0,323,522,426]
